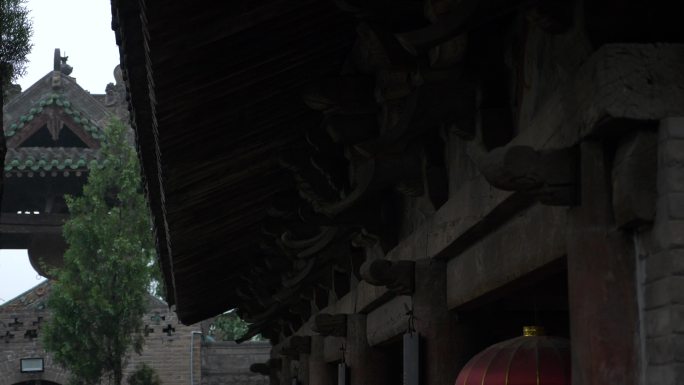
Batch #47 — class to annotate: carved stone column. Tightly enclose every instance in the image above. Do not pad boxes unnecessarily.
[346,314,389,385]
[566,141,639,385]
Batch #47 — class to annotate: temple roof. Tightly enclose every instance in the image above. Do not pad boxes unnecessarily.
[0,280,169,312]
[4,147,100,174]
[0,280,51,312]
[3,63,108,178]
[4,93,104,142]
[3,70,109,130]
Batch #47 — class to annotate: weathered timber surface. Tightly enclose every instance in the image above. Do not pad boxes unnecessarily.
[308,335,333,385]
[366,295,412,346]
[322,336,345,363]
[466,44,684,203]
[612,129,658,228]
[341,44,684,316]
[201,341,271,385]
[446,204,567,309]
[508,44,684,150]
[282,44,684,345]
[113,0,357,322]
[360,259,415,295]
[0,213,66,234]
[567,142,639,385]
[387,175,523,262]
[312,314,347,337]
[390,45,684,267]
[413,260,470,385]
[347,314,389,385]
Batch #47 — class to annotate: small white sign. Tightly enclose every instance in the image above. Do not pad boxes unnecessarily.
[20,358,44,373]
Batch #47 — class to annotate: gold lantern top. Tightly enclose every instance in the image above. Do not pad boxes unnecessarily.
[523,325,545,336]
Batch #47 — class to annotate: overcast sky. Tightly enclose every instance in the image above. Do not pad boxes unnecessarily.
[17,0,120,93]
[1,0,119,304]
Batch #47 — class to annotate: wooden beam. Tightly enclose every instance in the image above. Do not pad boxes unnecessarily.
[360,259,415,295]
[366,295,412,346]
[312,313,347,337]
[446,204,567,309]
[0,213,66,235]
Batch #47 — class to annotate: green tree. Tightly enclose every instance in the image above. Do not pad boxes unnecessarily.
[0,0,32,201]
[208,310,263,341]
[43,119,157,385]
[127,363,162,385]
[0,0,32,101]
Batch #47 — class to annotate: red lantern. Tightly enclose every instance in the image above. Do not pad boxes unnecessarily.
[455,326,571,385]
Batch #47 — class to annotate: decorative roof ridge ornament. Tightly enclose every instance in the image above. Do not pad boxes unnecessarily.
[51,49,73,90]
[53,48,73,75]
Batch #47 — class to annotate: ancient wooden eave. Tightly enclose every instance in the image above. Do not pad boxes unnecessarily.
[3,71,110,131]
[3,68,108,178]
[111,0,357,324]
[4,147,101,177]
[111,0,684,342]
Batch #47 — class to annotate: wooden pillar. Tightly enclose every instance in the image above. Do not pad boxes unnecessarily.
[413,259,470,385]
[280,356,292,385]
[347,314,389,385]
[298,355,310,385]
[309,335,333,385]
[566,141,639,385]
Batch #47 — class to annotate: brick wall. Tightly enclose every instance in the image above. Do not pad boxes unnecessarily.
[0,307,69,385]
[123,300,202,385]
[201,341,271,385]
[639,117,684,384]
[0,292,201,385]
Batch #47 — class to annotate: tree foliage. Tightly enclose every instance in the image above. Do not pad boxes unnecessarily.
[43,119,157,385]
[1,0,32,205]
[127,363,162,385]
[208,310,263,341]
[208,311,249,341]
[0,0,32,99]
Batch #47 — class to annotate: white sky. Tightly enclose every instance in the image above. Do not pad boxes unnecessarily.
[0,250,45,304]
[16,0,120,93]
[1,0,119,304]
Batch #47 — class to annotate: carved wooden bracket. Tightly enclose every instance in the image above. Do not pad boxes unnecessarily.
[360,259,415,295]
[250,363,271,376]
[250,358,281,376]
[281,335,312,359]
[312,313,347,337]
[395,0,535,54]
[291,335,312,355]
[612,129,657,228]
[468,144,578,206]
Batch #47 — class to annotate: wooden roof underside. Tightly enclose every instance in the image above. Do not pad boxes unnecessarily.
[112,0,357,324]
[114,0,624,339]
